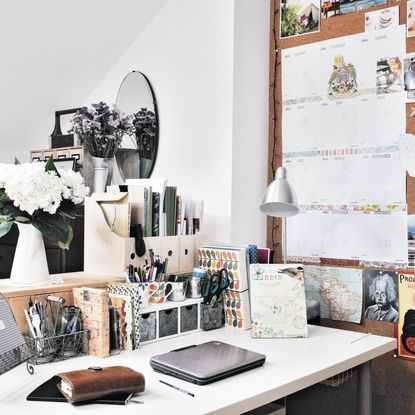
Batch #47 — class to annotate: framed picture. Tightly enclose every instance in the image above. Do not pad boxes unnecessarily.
[53,158,76,171]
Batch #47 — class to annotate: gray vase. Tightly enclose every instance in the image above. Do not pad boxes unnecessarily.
[115,148,140,181]
[91,156,114,193]
[140,157,152,178]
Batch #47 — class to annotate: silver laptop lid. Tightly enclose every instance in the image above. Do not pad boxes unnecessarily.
[150,341,266,380]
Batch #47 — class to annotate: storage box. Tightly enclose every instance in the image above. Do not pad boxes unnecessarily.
[139,312,157,342]
[223,289,251,330]
[198,247,249,291]
[107,282,141,350]
[181,304,199,332]
[138,298,203,344]
[159,308,178,337]
[73,287,110,358]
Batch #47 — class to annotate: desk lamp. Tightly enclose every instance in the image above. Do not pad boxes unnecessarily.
[260,166,299,263]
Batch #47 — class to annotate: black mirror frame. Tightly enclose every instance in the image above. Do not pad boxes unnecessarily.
[116,70,159,179]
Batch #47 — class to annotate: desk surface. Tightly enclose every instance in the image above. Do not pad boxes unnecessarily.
[0,325,396,415]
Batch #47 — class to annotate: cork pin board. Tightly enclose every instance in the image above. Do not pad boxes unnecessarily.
[268,1,415,413]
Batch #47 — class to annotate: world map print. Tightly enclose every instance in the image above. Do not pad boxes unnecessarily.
[304,266,363,323]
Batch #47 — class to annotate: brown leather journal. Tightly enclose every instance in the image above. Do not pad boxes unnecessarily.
[57,366,145,404]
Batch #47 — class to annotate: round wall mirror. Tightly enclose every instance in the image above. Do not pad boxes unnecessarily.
[115,71,159,179]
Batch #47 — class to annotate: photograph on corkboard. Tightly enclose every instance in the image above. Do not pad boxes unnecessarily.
[280,0,320,39]
[409,215,415,266]
[364,270,399,323]
[407,0,415,38]
[404,55,415,103]
[376,57,403,95]
[364,6,399,32]
[321,0,386,19]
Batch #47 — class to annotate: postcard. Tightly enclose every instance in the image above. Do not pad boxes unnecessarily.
[408,0,415,38]
[376,56,402,94]
[408,215,415,267]
[280,0,320,38]
[364,270,399,322]
[365,6,399,32]
[404,54,415,103]
[397,272,415,361]
[322,0,387,19]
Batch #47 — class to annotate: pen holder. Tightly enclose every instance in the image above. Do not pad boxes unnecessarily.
[200,302,225,331]
[169,279,189,302]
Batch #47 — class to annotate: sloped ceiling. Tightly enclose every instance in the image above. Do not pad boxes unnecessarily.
[0,0,168,162]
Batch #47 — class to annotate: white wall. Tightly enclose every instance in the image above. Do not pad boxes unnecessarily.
[4,0,270,245]
[86,0,235,242]
[84,0,271,244]
[86,0,270,245]
[231,0,270,246]
[0,0,167,164]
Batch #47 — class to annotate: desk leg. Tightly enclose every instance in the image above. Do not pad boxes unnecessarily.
[358,361,372,415]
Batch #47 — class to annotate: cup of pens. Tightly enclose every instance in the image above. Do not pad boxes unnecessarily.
[168,275,189,302]
[149,282,174,305]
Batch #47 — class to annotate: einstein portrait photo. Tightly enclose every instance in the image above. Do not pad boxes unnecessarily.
[364,270,399,323]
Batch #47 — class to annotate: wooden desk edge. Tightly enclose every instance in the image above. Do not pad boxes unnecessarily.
[0,271,123,298]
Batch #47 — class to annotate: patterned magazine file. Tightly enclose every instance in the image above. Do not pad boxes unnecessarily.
[107,283,141,350]
[249,264,308,338]
[198,246,249,291]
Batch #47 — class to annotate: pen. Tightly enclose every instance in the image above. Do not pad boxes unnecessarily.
[159,379,195,397]
[350,332,372,344]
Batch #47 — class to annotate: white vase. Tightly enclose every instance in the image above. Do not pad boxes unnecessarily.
[10,223,49,286]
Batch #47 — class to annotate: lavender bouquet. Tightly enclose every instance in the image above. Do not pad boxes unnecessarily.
[132,108,157,159]
[69,102,134,158]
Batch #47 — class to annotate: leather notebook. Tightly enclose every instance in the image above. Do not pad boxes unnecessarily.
[57,366,145,404]
[26,376,133,405]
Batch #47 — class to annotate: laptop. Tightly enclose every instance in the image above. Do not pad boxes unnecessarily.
[150,341,266,385]
[0,299,32,375]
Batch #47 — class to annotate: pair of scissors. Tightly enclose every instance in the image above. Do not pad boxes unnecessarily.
[201,268,230,306]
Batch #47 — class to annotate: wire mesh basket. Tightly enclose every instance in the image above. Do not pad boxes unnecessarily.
[320,368,354,387]
[26,329,89,365]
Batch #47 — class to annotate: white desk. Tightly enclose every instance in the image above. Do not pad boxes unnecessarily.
[0,325,396,415]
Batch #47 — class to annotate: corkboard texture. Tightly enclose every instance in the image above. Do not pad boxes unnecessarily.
[268,1,415,413]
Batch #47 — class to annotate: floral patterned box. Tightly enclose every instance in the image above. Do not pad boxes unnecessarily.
[249,264,308,338]
[223,289,251,330]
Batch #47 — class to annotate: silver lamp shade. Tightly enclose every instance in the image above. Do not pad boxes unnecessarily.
[260,167,299,217]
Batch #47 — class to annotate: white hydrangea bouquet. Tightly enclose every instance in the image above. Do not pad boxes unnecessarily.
[0,159,88,249]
